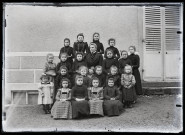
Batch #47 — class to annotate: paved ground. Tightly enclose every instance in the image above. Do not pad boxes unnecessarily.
[2,95,183,132]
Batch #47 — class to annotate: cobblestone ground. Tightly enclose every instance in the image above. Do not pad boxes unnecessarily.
[2,95,183,132]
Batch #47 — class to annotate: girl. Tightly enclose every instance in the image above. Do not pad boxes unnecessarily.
[92,32,104,54]
[119,50,132,74]
[104,38,120,60]
[78,65,91,88]
[121,65,136,108]
[71,75,90,119]
[56,52,72,75]
[128,46,143,96]
[43,53,57,82]
[51,78,72,119]
[102,49,119,75]
[38,73,54,114]
[59,38,74,67]
[103,78,123,116]
[88,77,104,116]
[54,66,72,103]
[93,65,106,88]
[85,42,103,70]
[73,33,89,56]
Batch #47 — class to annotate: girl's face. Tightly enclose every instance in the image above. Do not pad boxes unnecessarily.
[77,54,83,61]
[129,47,135,54]
[76,78,83,85]
[93,34,99,41]
[47,56,54,63]
[108,80,114,87]
[42,77,49,83]
[95,68,102,75]
[109,40,115,46]
[90,45,96,53]
[111,68,117,75]
[92,80,99,88]
[64,40,70,47]
[107,51,113,58]
[121,52,128,59]
[77,36,84,42]
[80,68,87,76]
[62,81,68,88]
[125,67,131,74]
[60,55,67,62]
[60,69,67,76]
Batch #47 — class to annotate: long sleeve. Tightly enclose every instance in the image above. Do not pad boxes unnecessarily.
[71,87,75,100]
[43,63,48,73]
[99,88,104,100]
[85,42,89,54]
[131,75,136,86]
[100,43,104,54]
[67,89,71,100]
[55,90,61,101]
[103,87,111,100]
[115,88,120,100]
[88,88,92,100]
[98,55,103,66]
[133,55,140,69]
[84,86,88,100]
[115,48,120,60]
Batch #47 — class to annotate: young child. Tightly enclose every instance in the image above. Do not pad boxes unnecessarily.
[104,38,120,60]
[121,65,136,108]
[71,75,90,119]
[38,73,54,114]
[93,65,106,88]
[92,32,104,54]
[43,53,57,82]
[119,50,132,74]
[103,78,123,116]
[51,78,72,119]
[54,66,72,103]
[102,49,119,75]
[106,65,121,89]
[128,46,143,96]
[73,33,89,56]
[88,77,104,116]
[59,38,74,67]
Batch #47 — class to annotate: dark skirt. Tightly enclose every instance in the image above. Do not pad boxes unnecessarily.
[103,100,123,116]
[133,69,143,95]
[122,86,137,102]
[71,100,90,118]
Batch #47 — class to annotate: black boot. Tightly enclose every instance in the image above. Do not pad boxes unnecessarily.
[127,101,133,108]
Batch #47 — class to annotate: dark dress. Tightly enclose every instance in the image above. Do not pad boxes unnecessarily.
[92,40,104,54]
[128,54,143,95]
[71,85,90,118]
[102,58,119,74]
[106,74,121,89]
[56,61,72,75]
[104,46,120,60]
[85,52,103,69]
[92,73,106,88]
[118,58,132,74]
[59,46,74,67]
[103,86,123,116]
[73,41,89,56]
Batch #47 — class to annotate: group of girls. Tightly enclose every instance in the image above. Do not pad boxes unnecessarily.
[37,32,143,120]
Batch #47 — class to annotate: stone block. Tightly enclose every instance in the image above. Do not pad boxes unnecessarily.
[5,57,20,69]
[35,70,43,83]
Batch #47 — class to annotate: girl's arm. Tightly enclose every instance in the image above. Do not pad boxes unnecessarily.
[67,89,71,100]
[71,87,76,100]
[132,55,140,69]
[115,48,120,60]
[99,88,104,100]
[103,87,111,100]
[115,88,120,100]
[88,87,92,100]
[43,63,48,73]
[98,55,103,66]
[55,90,61,101]
[100,43,104,54]
[84,86,89,100]
[128,75,136,88]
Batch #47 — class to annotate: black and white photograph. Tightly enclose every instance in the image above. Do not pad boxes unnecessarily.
[2,2,183,132]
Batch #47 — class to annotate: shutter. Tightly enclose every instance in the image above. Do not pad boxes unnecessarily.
[145,6,162,51]
[165,6,181,50]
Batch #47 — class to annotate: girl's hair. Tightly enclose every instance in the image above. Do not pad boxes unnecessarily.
[129,46,136,51]
[110,65,118,73]
[89,42,97,49]
[60,52,68,58]
[46,53,54,60]
[75,75,84,84]
[75,52,84,58]
[64,38,70,43]
[79,65,88,73]
[105,49,114,58]
[108,38,115,44]
[107,77,114,83]
[124,65,133,74]
[59,65,68,73]
[40,73,50,81]
[91,76,99,85]
[60,78,70,88]
[95,65,103,71]
[120,50,128,56]
[77,33,84,38]
[93,32,100,38]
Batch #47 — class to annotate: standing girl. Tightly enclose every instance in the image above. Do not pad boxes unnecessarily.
[71,75,90,119]
[121,65,136,108]
[59,38,74,68]
[38,73,54,114]
[43,53,57,82]
[128,46,143,95]
[88,77,104,116]
[51,78,72,119]
[92,32,104,54]
[103,78,123,116]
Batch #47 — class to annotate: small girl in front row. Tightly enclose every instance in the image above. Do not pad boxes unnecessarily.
[88,77,104,116]
[38,73,54,114]
[121,65,136,108]
[43,53,57,82]
[51,78,72,120]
